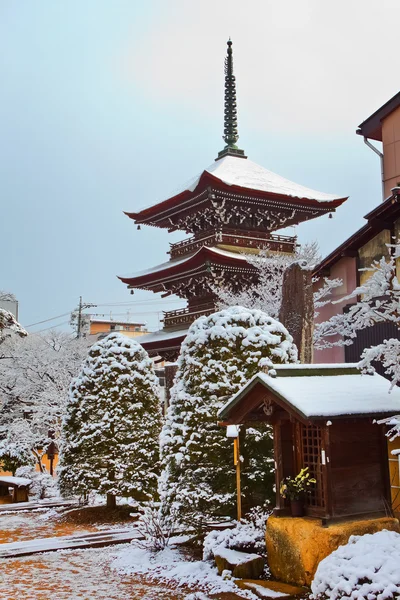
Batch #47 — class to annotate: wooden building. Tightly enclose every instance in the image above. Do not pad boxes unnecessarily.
[0,476,31,504]
[119,40,347,361]
[218,364,400,523]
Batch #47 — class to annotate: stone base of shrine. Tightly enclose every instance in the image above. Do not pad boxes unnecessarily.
[266,515,400,587]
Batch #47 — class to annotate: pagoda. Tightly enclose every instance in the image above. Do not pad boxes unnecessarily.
[119,40,347,361]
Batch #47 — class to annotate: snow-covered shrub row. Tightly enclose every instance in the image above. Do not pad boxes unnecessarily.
[159,306,297,518]
[203,508,269,560]
[311,530,400,600]
[15,466,59,500]
[58,333,162,505]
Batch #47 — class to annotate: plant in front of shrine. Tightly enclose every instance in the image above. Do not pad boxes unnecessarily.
[280,467,316,501]
[159,306,298,521]
[58,333,162,508]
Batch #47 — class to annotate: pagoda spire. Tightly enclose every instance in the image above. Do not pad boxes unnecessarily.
[217,39,247,160]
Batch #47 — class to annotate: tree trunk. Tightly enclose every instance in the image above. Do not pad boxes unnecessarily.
[106,493,116,509]
[279,263,314,363]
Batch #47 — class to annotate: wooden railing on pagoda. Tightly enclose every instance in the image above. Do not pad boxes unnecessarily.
[162,304,215,329]
[169,230,296,259]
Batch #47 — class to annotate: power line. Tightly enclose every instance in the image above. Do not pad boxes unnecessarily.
[26,312,72,328]
[25,299,185,329]
[34,320,71,333]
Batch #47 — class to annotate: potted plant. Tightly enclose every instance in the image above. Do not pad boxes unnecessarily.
[279,467,316,517]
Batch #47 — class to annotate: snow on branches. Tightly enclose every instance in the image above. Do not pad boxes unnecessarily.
[212,242,342,340]
[0,308,27,342]
[58,333,162,505]
[0,331,88,472]
[315,243,400,387]
[159,306,297,519]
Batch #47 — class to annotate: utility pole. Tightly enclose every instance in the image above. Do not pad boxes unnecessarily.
[72,296,96,339]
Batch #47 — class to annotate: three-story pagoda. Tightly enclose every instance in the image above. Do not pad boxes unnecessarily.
[119,40,347,361]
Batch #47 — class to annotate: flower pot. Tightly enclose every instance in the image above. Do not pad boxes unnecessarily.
[290,499,304,517]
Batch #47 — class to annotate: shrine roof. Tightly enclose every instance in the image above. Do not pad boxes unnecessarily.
[127,155,347,223]
[219,364,400,422]
[118,246,251,286]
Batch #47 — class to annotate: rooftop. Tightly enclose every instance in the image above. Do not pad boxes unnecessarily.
[176,155,344,204]
[219,364,400,422]
[314,190,400,275]
[357,90,400,142]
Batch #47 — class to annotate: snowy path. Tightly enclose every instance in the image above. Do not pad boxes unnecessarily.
[0,511,251,599]
[0,511,188,599]
[0,545,190,599]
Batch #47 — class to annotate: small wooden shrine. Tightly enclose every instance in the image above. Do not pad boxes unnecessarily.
[0,476,31,504]
[119,41,347,361]
[218,364,400,523]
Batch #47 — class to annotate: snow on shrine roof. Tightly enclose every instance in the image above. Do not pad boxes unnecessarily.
[119,246,248,280]
[219,364,400,421]
[0,476,32,487]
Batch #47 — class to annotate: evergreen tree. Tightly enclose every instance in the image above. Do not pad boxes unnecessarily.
[58,333,162,507]
[159,306,297,519]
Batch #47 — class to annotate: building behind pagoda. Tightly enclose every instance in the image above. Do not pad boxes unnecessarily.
[119,40,347,361]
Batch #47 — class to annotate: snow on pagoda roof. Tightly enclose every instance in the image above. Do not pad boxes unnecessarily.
[139,327,189,345]
[177,155,343,203]
[219,364,400,421]
[119,246,248,280]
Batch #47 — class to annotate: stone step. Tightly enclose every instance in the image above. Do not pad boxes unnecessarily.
[0,528,143,559]
[0,499,77,513]
[235,579,307,599]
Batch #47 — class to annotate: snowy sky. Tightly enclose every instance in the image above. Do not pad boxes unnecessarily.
[1,0,399,332]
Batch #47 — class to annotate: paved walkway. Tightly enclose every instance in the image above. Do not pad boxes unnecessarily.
[0,527,142,558]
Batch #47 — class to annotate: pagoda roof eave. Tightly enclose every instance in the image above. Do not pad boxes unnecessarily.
[139,327,189,353]
[118,246,254,289]
[125,157,348,227]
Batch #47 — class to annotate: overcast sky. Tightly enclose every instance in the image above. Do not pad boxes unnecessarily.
[1,1,399,332]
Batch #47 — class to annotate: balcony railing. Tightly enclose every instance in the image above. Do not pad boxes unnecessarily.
[169,230,296,259]
[162,305,215,329]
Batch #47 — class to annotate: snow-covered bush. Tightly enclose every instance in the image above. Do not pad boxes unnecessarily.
[159,306,297,519]
[136,504,178,552]
[311,530,400,600]
[0,435,34,475]
[58,333,162,507]
[203,507,268,560]
[15,466,59,499]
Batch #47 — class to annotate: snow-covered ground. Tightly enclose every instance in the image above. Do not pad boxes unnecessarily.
[0,510,256,599]
[0,544,190,600]
[112,541,258,598]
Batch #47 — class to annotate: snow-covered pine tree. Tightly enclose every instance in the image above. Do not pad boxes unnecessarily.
[58,333,162,508]
[159,306,298,519]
